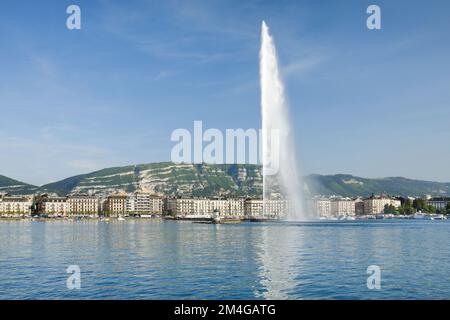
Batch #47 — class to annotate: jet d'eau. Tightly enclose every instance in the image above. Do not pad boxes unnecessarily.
[260,21,307,220]
[169,21,308,220]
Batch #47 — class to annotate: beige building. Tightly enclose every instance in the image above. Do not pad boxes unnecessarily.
[106,193,128,216]
[0,195,34,216]
[363,195,401,215]
[67,195,99,216]
[330,198,355,216]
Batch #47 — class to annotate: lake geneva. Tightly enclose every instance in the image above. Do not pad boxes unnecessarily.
[1,219,449,299]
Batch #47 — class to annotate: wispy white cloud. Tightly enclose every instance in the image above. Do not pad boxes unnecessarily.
[97,0,255,67]
[282,55,327,78]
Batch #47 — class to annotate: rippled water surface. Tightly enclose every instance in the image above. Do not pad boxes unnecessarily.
[1,219,449,299]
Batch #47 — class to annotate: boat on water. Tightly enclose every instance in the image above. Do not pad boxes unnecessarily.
[118,216,125,221]
[338,215,355,221]
[211,211,243,224]
[413,212,427,220]
[429,214,447,220]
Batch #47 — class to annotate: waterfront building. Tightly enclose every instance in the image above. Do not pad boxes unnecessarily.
[0,195,34,217]
[363,194,401,215]
[244,199,263,217]
[172,197,245,218]
[227,198,245,217]
[105,193,128,216]
[243,198,288,218]
[427,197,450,210]
[67,194,99,216]
[127,191,163,215]
[173,198,195,216]
[38,196,68,216]
[309,198,332,218]
[330,197,355,216]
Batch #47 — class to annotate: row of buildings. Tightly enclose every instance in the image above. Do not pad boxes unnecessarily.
[168,198,288,218]
[1,191,449,219]
[309,194,403,218]
[0,191,164,217]
[0,191,288,218]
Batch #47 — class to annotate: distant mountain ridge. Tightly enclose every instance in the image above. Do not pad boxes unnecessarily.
[1,163,449,197]
[304,174,449,198]
[0,174,38,195]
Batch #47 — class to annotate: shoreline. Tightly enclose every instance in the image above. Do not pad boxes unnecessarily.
[0,215,448,222]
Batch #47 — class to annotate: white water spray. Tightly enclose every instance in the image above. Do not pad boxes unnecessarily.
[260,21,307,220]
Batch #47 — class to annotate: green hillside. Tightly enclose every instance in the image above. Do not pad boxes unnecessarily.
[2,163,449,197]
[0,174,38,195]
[305,174,450,197]
[39,163,264,197]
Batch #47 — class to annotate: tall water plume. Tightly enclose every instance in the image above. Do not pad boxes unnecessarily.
[260,21,307,220]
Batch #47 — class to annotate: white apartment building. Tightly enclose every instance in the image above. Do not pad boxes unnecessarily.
[330,198,355,216]
[127,191,163,215]
[173,198,245,218]
[243,199,288,217]
[173,198,195,216]
[427,197,450,210]
[363,195,401,215]
[40,196,68,216]
[0,195,34,216]
[309,198,332,218]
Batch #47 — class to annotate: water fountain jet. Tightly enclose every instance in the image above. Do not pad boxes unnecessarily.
[260,21,308,221]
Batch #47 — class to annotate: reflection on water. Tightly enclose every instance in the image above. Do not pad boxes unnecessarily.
[0,220,450,299]
[256,223,304,299]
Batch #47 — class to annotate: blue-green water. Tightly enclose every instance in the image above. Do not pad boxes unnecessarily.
[0,219,449,299]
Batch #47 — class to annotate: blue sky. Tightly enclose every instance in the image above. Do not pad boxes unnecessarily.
[1,0,449,185]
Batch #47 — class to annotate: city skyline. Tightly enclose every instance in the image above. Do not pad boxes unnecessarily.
[1,0,450,185]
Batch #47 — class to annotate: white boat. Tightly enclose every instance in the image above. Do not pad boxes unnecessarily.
[430,214,446,220]
[338,215,355,221]
[413,212,427,220]
[118,216,125,221]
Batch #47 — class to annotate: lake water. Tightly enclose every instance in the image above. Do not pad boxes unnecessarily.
[0,219,449,299]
